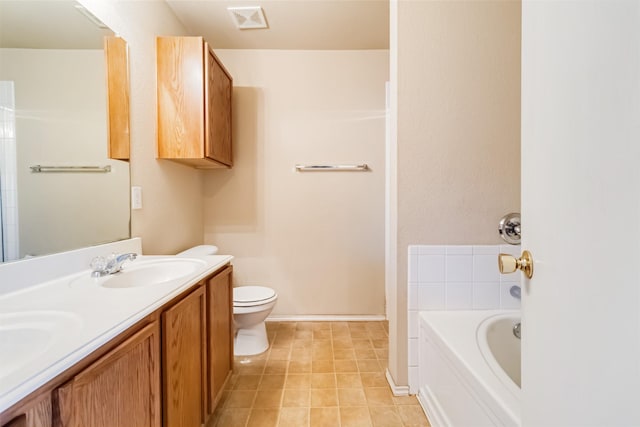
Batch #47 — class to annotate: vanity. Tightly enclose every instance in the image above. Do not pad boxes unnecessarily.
[0,239,234,427]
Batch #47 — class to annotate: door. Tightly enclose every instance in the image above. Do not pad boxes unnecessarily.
[521,1,640,425]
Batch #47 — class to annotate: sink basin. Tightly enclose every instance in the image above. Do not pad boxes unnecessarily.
[0,311,83,383]
[69,258,207,289]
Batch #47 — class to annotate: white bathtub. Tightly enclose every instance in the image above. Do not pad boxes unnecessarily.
[418,310,521,427]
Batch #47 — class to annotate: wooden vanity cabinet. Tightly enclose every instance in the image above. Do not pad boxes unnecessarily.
[1,264,233,427]
[157,36,233,169]
[53,322,161,427]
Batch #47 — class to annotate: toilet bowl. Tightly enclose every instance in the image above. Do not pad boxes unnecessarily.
[233,286,277,356]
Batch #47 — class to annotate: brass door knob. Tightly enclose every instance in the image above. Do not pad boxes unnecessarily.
[498,250,534,279]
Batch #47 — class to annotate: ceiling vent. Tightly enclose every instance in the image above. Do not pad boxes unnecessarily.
[227,6,268,30]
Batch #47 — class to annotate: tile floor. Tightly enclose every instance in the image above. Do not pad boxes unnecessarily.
[210,321,431,427]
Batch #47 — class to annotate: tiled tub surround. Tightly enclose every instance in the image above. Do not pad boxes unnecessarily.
[407,245,521,393]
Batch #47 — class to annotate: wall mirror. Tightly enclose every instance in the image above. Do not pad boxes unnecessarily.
[0,0,131,262]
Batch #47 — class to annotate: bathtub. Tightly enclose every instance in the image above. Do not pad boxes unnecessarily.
[418,310,521,427]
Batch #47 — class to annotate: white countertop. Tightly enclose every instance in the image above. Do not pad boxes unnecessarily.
[0,253,233,413]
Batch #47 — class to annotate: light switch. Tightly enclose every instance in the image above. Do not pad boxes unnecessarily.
[131,186,142,210]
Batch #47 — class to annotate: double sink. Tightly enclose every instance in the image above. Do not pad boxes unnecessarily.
[0,255,228,413]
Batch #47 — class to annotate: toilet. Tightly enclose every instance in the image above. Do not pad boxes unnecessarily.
[233,286,278,356]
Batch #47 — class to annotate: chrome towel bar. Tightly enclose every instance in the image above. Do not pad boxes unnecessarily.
[30,165,112,173]
[295,164,369,172]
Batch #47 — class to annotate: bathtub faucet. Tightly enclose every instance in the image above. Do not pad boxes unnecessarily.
[513,322,521,339]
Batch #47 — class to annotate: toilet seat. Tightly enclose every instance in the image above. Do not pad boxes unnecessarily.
[233,286,277,307]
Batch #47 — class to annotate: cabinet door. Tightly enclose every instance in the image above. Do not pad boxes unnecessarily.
[156,36,206,160]
[104,36,130,160]
[54,322,160,427]
[204,46,233,167]
[162,287,206,427]
[206,266,234,414]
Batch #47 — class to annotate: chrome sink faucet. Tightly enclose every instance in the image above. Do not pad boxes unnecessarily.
[91,253,138,277]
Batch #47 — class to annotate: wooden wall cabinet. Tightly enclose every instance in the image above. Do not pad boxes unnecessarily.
[54,322,160,427]
[104,36,130,160]
[157,36,233,169]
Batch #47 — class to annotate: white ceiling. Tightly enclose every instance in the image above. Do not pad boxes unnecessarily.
[0,0,389,51]
[166,0,390,50]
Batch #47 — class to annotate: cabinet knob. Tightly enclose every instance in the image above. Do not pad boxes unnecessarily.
[498,250,534,279]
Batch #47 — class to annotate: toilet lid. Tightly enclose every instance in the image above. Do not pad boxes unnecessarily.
[233,286,277,305]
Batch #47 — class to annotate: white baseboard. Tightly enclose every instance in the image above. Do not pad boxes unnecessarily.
[385,369,410,396]
[266,314,386,322]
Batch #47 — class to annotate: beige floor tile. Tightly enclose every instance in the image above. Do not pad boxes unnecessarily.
[350,330,370,339]
[364,387,395,406]
[291,347,312,361]
[217,322,421,427]
[392,395,420,406]
[226,390,257,408]
[278,407,310,427]
[352,339,374,349]
[310,388,338,407]
[338,388,368,407]
[368,330,389,340]
[360,372,388,388]
[311,322,331,332]
[282,389,310,407]
[259,374,286,390]
[215,408,251,427]
[369,406,403,427]
[310,373,336,388]
[310,407,340,427]
[269,347,292,361]
[355,347,378,360]
[292,338,313,349]
[397,405,430,426]
[235,360,266,375]
[312,347,333,361]
[294,330,313,339]
[334,348,356,360]
[285,373,311,389]
[341,407,373,427]
[234,374,262,390]
[371,339,388,349]
[333,338,354,349]
[296,322,314,330]
[334,360,359,373]
[246,408,279,427]
[253,389,284,408]
[374,349,389,360]
[288,360,312,373]
[312,360,335,373]
[313,329,332,340]
[264,360,288,375]
[336,373,362,388]
[358,359,382,373]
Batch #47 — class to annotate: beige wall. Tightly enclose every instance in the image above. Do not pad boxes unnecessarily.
[389,0,522,386]
[203,50,389,316]
[80,0,204,255]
